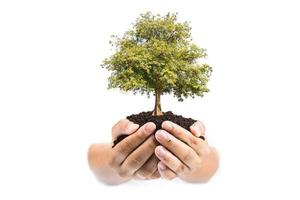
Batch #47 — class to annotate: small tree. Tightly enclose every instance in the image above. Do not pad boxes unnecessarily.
[102,12,212,116]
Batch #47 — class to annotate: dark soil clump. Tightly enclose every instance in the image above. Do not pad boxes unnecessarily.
[112,111,196,147]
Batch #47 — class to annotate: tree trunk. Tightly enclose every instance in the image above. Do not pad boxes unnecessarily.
[152,90,163,116]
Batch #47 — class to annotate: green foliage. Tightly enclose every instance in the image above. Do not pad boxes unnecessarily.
[102,12,212,101]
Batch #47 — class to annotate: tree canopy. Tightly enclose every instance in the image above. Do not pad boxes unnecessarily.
[102,12,212,115]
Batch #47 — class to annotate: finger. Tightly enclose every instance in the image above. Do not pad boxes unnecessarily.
[162,121,208,155]
[155,129,200,169]
[135,154,159,179]
[134,173,147,180]
[190,121,206,137]
[111,122,156,166]
[149,169,160,179]
[119,135,158,177]
[135,168,160,180]
[155,145,189,175]
[157,161,177,180]
[111,119,139,140]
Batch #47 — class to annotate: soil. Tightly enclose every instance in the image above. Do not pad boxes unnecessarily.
[112,111,197,147]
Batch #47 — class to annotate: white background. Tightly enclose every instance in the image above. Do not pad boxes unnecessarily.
[1,0,300,199]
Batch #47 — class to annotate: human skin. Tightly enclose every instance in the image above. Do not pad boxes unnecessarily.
[88,119,219,185]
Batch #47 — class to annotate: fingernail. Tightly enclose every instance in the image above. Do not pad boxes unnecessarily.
[163,121,173,131]
[195,123,202,136]
[145,122,156,133]
[195,122,201,131]
[127,123,139,133]
[191,122,201,137]
[136,173,146,179]
[158,162,166,170]
[156,146,166,157]
[156,130,169,141]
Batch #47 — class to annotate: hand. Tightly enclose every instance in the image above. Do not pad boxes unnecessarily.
[109,119,159,179]
[154,121,218,182]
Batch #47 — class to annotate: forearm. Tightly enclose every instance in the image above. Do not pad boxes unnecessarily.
[88,143,131,185]
[180,147,219,183]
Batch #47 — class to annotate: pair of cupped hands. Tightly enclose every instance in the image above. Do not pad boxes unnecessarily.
[107,119,215,182]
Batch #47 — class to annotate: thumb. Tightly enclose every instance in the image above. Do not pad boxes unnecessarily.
[112,120,139,140]
[190,121,205,137]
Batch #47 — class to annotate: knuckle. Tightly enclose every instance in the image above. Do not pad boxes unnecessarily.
[189,135,200,146]
[165,174,175,180]
[127,156,142,168]
[118,168,131,178]
[119,138,135,151]
[175,164,186,175]
[182,150,193,163]
[141,126,150,137]
[135,128,147,141]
